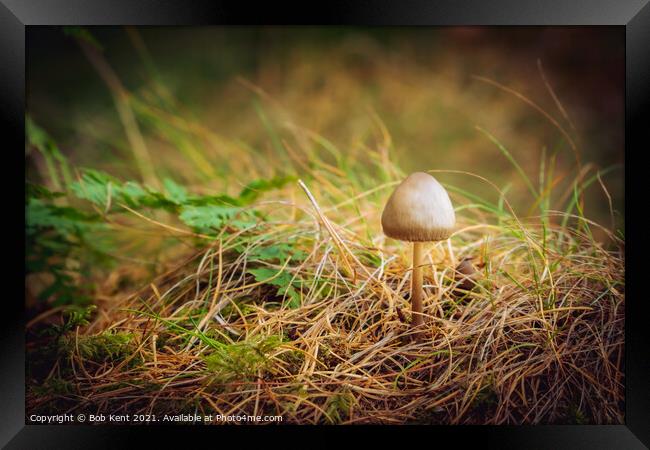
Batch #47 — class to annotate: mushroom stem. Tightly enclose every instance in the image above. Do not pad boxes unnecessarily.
[411,242,425,332]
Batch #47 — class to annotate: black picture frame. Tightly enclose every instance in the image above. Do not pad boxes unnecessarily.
[3,1,649,448]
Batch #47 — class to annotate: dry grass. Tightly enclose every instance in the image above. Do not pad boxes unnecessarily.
[26,171,624,424]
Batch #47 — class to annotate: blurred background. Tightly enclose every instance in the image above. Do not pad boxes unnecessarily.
[26,26,624,231]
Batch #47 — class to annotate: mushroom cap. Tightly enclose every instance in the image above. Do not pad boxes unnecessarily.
[381,172,455,242]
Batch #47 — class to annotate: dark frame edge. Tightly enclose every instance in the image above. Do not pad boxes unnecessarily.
[0,0,26,447]
[2,0,650,26]
[626,1,650,447]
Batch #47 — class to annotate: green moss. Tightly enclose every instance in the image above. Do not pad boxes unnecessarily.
[30,377,75,397]
[204,334,284,387]
[567,402,590,425]
[59,331,141,367]
[324,389,355,424]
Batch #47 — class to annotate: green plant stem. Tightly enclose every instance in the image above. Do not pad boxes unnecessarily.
[77,39,160,190]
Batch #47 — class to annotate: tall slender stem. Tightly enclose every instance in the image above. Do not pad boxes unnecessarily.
[411,242,424,331]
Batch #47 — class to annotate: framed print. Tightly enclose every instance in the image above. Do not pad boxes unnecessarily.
[3,0,649,448]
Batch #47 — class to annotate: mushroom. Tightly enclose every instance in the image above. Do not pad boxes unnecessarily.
[381,172,456,335]
[453,257,480,297]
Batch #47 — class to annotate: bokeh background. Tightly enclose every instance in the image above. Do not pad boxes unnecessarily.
[26,26,624,233]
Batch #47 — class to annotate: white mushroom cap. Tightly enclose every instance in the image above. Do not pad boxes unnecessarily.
[381,172,456,242]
